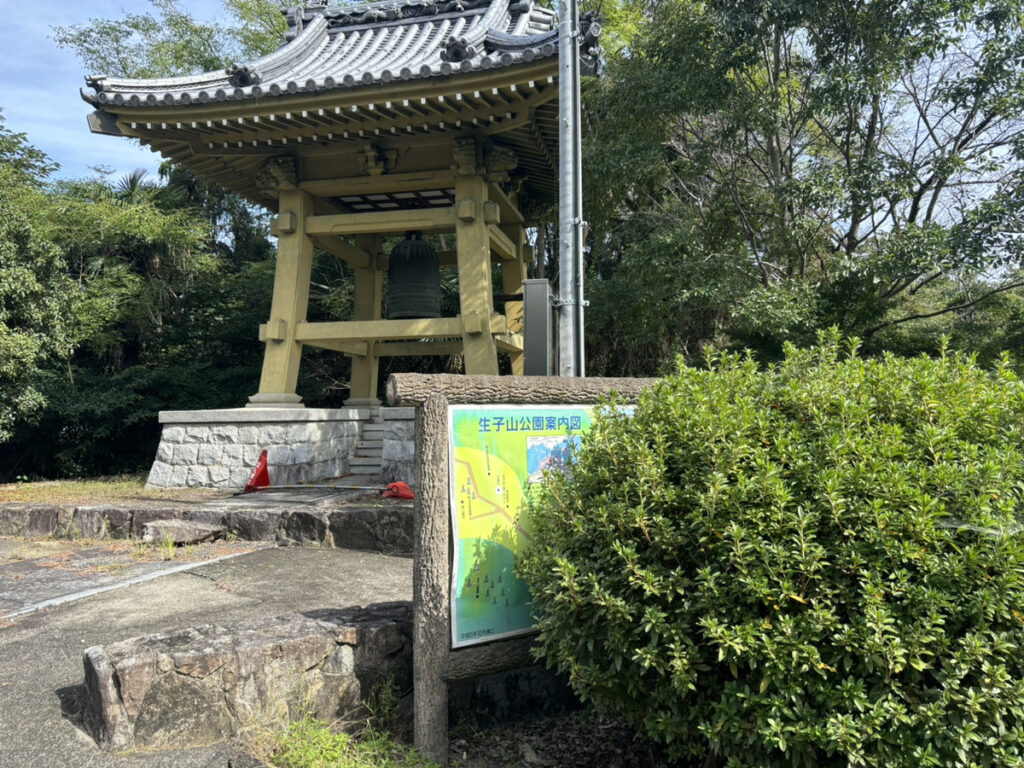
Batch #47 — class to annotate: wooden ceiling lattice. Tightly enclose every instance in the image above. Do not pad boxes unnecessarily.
[337,188,456,211]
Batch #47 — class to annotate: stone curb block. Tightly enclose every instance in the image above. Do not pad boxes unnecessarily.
[82,602,413,751]
[275,505,413,554]
[141,519,227,545]
[0,504,78,537]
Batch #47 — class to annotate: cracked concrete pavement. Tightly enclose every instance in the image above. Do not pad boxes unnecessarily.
[0,541,413,768]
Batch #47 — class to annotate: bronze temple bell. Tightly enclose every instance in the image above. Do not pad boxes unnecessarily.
[387,232,441,319]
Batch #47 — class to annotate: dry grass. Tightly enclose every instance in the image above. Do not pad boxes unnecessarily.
[0,536,259,574]
[1,537,154,568]
[0,474,229,504]
[2,539,81,562]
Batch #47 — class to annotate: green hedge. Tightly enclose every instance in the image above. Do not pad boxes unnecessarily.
[519,332,1024,767]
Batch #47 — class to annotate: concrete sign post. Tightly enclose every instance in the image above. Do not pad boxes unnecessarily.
[387,373,657,765]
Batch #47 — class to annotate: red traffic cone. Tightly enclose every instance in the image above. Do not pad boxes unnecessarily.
[382,482,415,500]
[243,449,270,493]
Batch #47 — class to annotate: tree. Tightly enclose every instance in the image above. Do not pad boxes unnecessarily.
[0,109,58,184]
[585,0,1024,372]
[0,161,281,479]
[0,104,281,478]
[0,131,81,441]
[53,0,289,78]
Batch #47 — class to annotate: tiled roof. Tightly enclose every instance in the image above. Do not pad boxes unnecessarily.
[82,0,599,109]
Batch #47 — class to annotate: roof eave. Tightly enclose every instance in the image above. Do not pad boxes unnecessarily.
[85,58,562,124]
[87,110,123,136]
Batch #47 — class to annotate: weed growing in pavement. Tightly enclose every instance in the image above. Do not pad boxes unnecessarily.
[92,562,129,574]
[159,534,176,561]
[247,677,425,768]
[130,539,152,560]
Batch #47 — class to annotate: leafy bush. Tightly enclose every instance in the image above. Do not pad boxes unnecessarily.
[519,332,1024,767]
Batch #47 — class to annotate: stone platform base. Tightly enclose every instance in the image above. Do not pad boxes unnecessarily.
[82,603,412,751]
[146,407,371,489]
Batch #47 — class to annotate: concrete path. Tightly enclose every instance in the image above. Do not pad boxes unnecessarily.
[0,538,268,619]
[0,545,413,768]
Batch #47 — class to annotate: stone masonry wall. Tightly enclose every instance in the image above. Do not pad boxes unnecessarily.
[380,407,416,485]
[146,407,372,489]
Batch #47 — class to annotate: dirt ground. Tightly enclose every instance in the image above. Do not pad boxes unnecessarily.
[448,712,675,768]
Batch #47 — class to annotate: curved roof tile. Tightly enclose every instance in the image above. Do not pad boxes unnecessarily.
[81,0,595,109]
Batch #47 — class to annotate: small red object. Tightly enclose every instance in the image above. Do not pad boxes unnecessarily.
[243,449,270,493]
[382,481,415,500]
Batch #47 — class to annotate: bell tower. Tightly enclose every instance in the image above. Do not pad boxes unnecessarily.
[82,0,602,406]
[245,134,531,407]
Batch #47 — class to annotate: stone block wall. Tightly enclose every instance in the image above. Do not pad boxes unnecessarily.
[146,407,371,489]
[380,407,416,485]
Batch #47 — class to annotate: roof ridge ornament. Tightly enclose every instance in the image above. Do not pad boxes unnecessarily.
[440,36,476,63]
[226,65,262,88]
[579,12,602,73]
[297,0,492,32]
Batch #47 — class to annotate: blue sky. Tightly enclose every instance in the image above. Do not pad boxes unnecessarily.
[1,0,224,180]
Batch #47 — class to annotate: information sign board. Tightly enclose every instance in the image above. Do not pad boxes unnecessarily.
[447,404,593,648]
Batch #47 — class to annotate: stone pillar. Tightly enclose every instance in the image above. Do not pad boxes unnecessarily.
[455,173,499,376]
[251,188,315,407]
[348,234,383,406]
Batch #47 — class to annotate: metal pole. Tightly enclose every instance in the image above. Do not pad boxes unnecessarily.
[558,0,585,377]
[571,9,586,378]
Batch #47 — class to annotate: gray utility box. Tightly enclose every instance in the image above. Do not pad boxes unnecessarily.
[523,278,555,376]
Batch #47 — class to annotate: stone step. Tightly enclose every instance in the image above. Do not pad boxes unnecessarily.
[349,456,383,468]
[362,423,387,434]
[354,447,383,459]
[380,407,416,420]
[358,438,383,449]
[346,465,382,476]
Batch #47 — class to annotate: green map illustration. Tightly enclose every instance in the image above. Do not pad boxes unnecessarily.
[448,405,593,648]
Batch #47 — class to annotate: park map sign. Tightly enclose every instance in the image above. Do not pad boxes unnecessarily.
[448,405,594,648]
